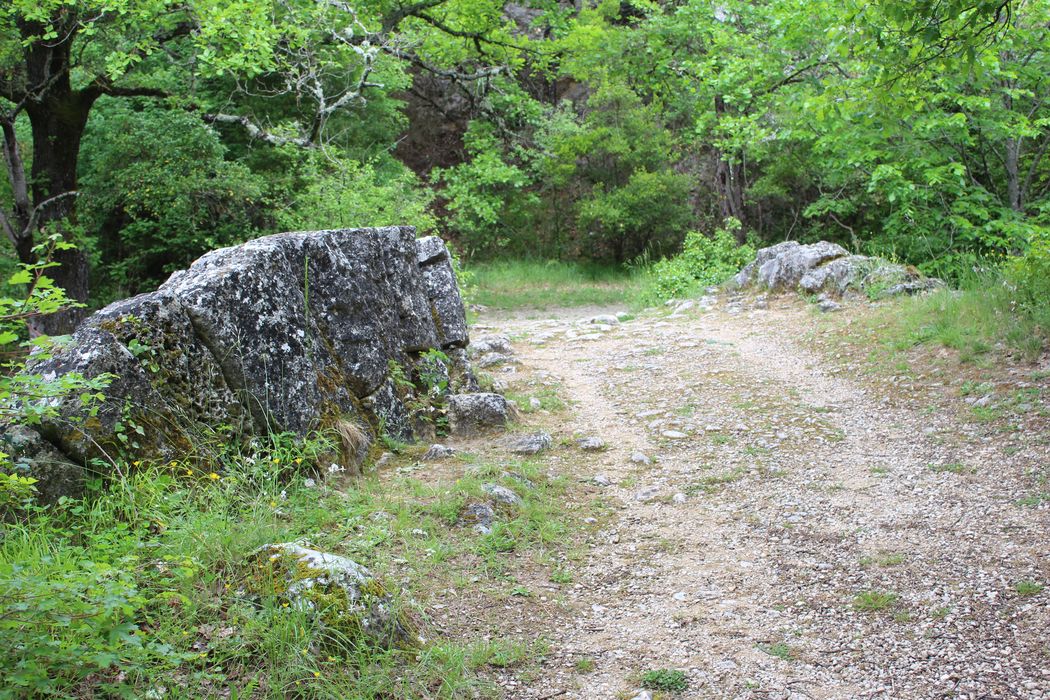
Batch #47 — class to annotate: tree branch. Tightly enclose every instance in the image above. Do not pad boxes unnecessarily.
[203,113,316,148]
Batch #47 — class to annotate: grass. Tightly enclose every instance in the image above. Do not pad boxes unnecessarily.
[0,436,573,699]
[862,273,1049,363]
[853,590,899,613]
[469,259,639,310]
[759,642,794,661]
[1013,580,1045,596]
[640,668,689,692]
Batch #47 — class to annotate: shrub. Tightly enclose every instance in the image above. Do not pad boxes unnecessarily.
[638,220,755,303]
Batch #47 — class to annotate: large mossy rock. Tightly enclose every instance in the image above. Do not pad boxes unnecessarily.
[19,227,494,498]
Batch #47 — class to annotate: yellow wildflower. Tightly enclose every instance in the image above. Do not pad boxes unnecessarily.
[208,472,220,480]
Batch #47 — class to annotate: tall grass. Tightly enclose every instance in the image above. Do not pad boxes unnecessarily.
[469,259,639,310]
[869,272,1049,362]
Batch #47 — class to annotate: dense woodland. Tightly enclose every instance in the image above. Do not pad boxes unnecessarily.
[1,0,1048,322]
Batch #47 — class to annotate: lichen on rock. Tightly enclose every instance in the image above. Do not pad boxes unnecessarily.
[249,542,416,647]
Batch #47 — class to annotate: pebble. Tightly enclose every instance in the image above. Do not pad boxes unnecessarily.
[672,492,687,503]
[662,430,688,439]
[593,474,613,487]
[631,452,652,465]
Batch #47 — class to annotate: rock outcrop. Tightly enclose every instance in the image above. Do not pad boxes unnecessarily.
[16,227,493,498]
[733,241,943,298]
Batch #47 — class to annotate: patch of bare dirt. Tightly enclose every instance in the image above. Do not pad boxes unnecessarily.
[465,294,1049,699]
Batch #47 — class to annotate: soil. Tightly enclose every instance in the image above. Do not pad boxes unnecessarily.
[455,294,1049,700]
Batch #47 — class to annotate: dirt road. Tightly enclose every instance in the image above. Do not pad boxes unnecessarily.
[474,297,1049,699]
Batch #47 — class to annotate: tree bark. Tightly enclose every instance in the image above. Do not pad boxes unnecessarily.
[14,15,98,334]
[713,96,747,242]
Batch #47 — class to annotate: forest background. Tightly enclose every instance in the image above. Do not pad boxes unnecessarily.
[1,0,1048,326]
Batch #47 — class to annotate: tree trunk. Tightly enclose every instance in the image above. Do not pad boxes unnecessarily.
[18,19,96,334]
[713,96,747,243]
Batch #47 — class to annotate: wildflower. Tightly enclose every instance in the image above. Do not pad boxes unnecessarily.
[273,457,281,464]
[208,472,220,480]
[279,490,287,500]
[185,469,193,476]
[270,500,278,508]
[303,478,316,488]
[169,460,178,467]
[132,460,141,467]
[327,463,345,474]
[294,457,303,465]
[313,671,321,678]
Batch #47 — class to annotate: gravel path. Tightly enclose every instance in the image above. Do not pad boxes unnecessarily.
[475,296,1049,700]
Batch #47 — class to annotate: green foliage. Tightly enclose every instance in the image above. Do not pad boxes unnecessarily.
[0,236,109,440]
[638,221,755,303]
[276,154,437,235]
[640,668,689,692]
[79,102,266,301]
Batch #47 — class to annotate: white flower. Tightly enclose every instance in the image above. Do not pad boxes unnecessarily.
[303,478,316,488]
[327,463,345,474]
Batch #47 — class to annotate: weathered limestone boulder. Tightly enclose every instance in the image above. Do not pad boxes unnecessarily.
[17,227,499,498]
[755,241,849,291]
[734,241,943,299]
[447,393,514,436]
[250,542,414,646]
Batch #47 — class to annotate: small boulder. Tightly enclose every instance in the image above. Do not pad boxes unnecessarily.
[630,452,652,465]
[508,432,553,455]
[447,393,513,437]
[476,352,516,368]
[577,436,606,451]
[0,425,84,502]
[459,502,496,533]
[482,483,523,507]
[249,543,412,646]
[756,241,848,291]
[470,334,514,356]
[422,444,455,460]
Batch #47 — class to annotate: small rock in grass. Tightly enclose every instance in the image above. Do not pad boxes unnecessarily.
[422,444,454,460]
[529,397,542,411]
[577,436,606,451]
[635,486,661,502]
[470,334,514,356]
[672,492,687,504]
[482,483,523,507]
[630,452,652,465]
[588,314,620,325]
[509,432,553,455]
[593,474,613,487]
[459,502,495,531]
[631,691,654,700]
[817,299,842,313]
[250,543,413,645]
[447,393,513,437]
[662,430,688,439]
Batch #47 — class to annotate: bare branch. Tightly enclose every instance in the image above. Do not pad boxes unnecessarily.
[203,113,316,148]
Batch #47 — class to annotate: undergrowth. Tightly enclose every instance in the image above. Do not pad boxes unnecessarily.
[863,271,1050,363]
[0,435,569,699]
